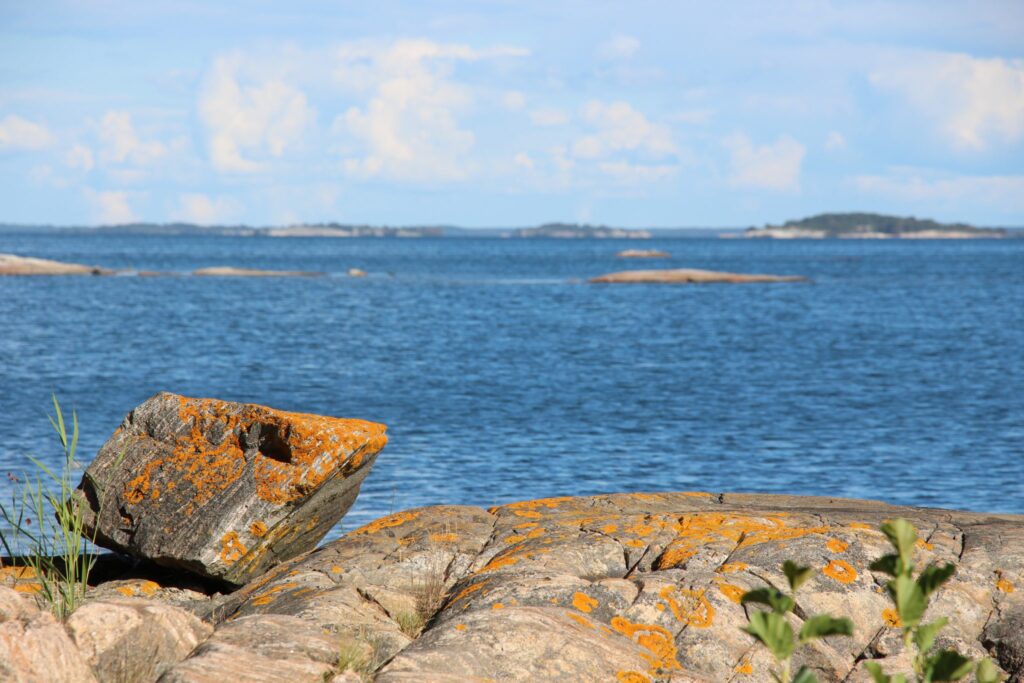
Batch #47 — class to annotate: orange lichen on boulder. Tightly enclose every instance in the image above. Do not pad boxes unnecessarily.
[610,616,682,673]
[353,510,420,536]
[826,538,849,553]
[659,586,714,628]
[823,559,858,584]
[573,592,599,613]
[656,513,828,569]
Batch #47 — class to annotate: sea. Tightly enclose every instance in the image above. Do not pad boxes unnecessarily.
[1,233,1022,539]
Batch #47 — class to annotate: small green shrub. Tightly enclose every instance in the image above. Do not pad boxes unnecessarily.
[865,518,1002,683]
[0,396,95,619]
[741,559,854,683]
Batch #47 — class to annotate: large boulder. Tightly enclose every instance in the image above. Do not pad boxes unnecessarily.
[74,392,387,585]
[0,586,98,682]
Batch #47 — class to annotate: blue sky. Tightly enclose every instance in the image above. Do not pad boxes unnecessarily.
[1,1,1023,227]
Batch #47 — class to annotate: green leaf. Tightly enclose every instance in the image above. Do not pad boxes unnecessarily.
[799,614,854,643]
[917,564,956,598]
[925,649,973,681]
[869,554,900,577]
[913,617,948,654]
[783,560,815,593]
[741,587,795,614]
[975,658,1003,683]
[743,610,794,661]
[888,574,926,628]
[792,666,819,683]
[864,662,892,683]
[880,519,917,574]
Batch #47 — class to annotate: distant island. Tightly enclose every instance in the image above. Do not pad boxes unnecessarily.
[506,223,652,239]
[745,212,1007,239]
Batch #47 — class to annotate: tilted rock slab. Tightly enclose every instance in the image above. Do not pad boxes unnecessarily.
[74,392,387,585]
[589,267,807,284]
[161,492,1023,682]
[0,586,98,683]
[0,252,113,276]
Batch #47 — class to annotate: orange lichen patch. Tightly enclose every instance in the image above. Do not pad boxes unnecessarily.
[997,578,1015,594]
[601,523,619,534]
[826,538,849,553]
[717,582,745,604]
[823,559,858,584]
[626,539,646,549]
[734,658,754,675]
[514,522,539,529]
[848,522,873,530]
[454,624,467,631]
[219,532,247,565]
[625,520,660,537]
[567,612,595,629]
[2,567,45,595]
[572,592,599,613]
[491,497,574,514]
[655,513,828,570]
[476,545,551,574]
[717,562,749,573]
[882,608,901,627]
[429,532,459,544]
[492,602,504,610]
[503,528,545,544]
[250,521,268,538]
[122,396,387,512]
[512,510,542,519]
[916,539,934,551]
[610,616,681,672]
[659,586,714,628]
[250,581,298,606]
[352,510,420,536]
[449,580,488,605]
[616,671,652,683]
[330,565,343,574]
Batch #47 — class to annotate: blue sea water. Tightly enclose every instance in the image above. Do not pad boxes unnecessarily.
[1,233,1022,539]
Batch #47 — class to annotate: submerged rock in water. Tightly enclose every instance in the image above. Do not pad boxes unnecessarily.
[163,492,1022,682]
[74,392,387,585]
[192,267,322,277]
[0,252,113,276]
[590,267,807,284]
[616,249,671,258]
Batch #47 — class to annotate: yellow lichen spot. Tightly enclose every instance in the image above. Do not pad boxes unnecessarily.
[823,559,858,584]
[512,510,542,519]
[626,539,646,548]
[116,586,135,597]
[352,510,420,535]
[718,583,745,604]
[492,602,504,610]
[882,608,901,627]
[429,532,458,544]
[717,562,749,573]
[826,538,849,553]
[567,612,595,629]
[138,580,160,596]
[454,623,467,631]
[997,578,1015,594]
[616,671,652,683]
[734,658,754,675]
[659,586,715,628]
[493,496,573,515]
[916,539,934,551]
[450,581,488,604]
[330,565,343,574]
[625,521,657,537]
[572,591,599,613]
[602,523,619,534]
[848,522,873,530]
[249,521,268,538]
[514,522,539,529]
[655,603,666,612]
[610,616,681,672]
[219,531,247,565]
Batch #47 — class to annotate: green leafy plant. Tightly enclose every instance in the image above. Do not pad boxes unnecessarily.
[741,560,854,683]
[865,519,1002,683]
[0,396,96,619]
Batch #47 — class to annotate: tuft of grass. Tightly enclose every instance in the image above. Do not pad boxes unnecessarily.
[334,631,388,681]
[394,608,425,638]
[0,395,98,619]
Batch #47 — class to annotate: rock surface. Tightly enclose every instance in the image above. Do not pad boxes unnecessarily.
[0,586,98,682]
[157,492,1023,682]
[73,392,388,584]
[192,267,322,277]
[0,252,113,276]
[617,249,671,258]
[590,268,807,284]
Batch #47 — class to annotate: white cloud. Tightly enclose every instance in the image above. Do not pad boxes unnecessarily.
[529,107,569,127]
[85,189,138,224]
[572,100,676,160]
[172,193,240,224]
[199,53,315,172]
[0,115,55,151]
[854,170,1024,210]
[724,133,805,192]
[598,35,641,61]
[64,143,94,171]
[871,53,1024,150]
[596,161,677,184]
[513,152,534,169]
[334,39,527,182]
[825,131,846,151]
[98,111,166,165]
[502,91,526,110]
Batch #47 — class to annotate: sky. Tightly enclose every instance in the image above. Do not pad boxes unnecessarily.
[1,1,1023,228]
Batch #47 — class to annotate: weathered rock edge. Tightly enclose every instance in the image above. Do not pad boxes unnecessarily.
[152,491,1024,683]
[0,252,113,276]
[590,268,807,284]
[73,392,387,585]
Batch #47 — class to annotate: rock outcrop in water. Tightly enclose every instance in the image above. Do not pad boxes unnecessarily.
[73,392,388,585]
[0,252,113,276]
[192,267,322,277]
[2,491,1023,682]
[617,249,671,258]
[590,268,807,284]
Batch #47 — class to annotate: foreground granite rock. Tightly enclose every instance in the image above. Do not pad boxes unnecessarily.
[74,392,387,585]
[152,492,1023,682]
[0,252,113,276]
[590,268,807,284]
[0,586,98,682]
